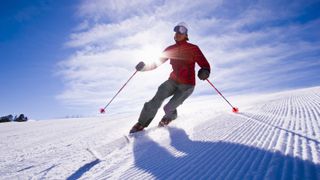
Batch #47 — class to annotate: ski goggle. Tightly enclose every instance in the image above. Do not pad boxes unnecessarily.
[174,25,188,34]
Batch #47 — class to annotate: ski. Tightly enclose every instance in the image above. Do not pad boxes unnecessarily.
[86,135,131,161]
[86,147,103,160]
[87,126,162,160]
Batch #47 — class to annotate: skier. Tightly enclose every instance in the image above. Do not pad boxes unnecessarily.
[130,22,211,134]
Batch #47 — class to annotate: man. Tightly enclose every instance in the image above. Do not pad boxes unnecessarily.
[130,22,211,133]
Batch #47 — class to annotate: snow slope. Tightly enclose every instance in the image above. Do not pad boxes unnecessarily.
[1,86,320,179]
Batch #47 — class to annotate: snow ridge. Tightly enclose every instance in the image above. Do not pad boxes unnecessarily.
[104,88,320,179]
[1,87,319,179]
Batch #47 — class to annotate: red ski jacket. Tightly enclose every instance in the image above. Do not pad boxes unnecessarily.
[158,40,211,85]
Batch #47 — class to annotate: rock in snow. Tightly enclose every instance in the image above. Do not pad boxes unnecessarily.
[0,86,319,179]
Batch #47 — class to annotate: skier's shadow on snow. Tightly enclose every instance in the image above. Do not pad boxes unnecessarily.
[124,127,320,179]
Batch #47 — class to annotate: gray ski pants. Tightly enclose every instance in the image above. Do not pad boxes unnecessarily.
[138,79,195,127]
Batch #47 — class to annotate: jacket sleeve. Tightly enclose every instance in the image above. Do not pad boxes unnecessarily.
[141,47,169,71]
[194,46,211,71]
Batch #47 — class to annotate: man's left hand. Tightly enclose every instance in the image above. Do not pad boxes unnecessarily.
[198,68,210,80]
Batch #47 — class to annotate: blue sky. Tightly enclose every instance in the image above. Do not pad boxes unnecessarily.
[1,0,320,120]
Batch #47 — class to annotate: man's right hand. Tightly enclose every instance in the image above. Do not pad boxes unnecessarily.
[135,61,145,71]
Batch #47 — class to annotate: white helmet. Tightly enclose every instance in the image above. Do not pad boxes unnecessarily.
[174,22,188,34]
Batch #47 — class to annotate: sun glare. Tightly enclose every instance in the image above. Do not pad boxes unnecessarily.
[137,46,164,65]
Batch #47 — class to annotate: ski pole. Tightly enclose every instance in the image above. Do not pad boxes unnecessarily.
[206,79,239,113]
[100,70,138,113]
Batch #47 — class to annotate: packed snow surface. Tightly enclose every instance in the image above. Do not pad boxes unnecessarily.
[1,86,320,179]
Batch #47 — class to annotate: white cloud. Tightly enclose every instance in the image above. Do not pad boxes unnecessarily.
[57,0,320,113]
[78,0,163,22]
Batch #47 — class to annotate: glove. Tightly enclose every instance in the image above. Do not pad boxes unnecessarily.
[198,68,210,80]
[135,61,145,71]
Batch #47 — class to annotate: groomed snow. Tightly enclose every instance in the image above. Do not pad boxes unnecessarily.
[1,86,320,179]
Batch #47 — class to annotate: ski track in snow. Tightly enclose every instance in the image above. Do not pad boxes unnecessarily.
[1,87,320,179]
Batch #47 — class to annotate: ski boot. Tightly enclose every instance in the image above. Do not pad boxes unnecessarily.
[129,122,145,134]
[158,118,173,127]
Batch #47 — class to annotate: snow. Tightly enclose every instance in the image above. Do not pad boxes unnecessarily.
[1,86,320,179]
